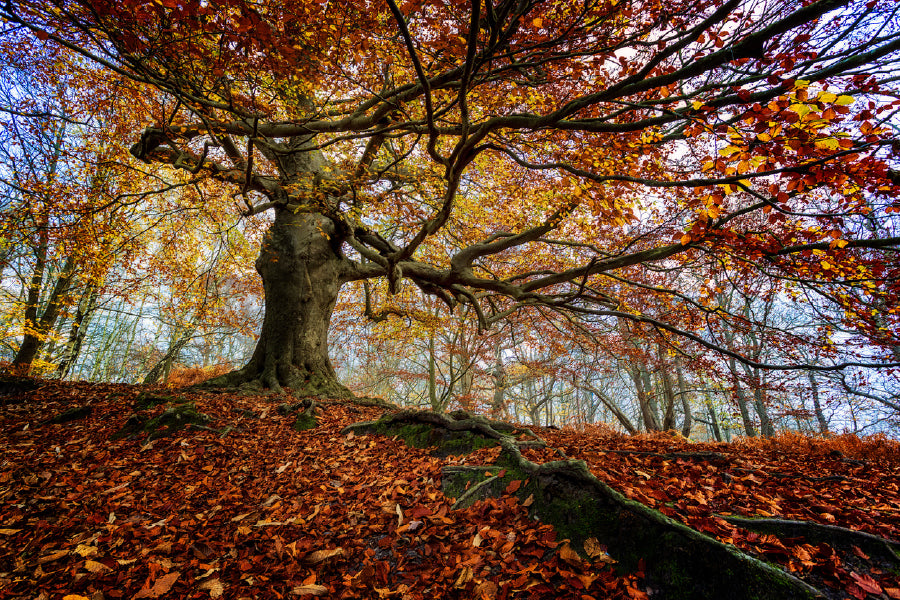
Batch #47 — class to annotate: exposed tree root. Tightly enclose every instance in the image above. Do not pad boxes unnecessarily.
[345,410,826,600]
[341,410,543,458]
[276,397,321,431]
[197,364,353,399]
[721,515,900,566]
[44,405,92,425]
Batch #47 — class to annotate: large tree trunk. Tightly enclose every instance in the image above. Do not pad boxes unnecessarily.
[206,210,352,397]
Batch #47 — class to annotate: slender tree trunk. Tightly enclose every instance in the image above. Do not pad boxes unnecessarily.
[54,285,99,379]
[207,210,352,397]
[728,358,757,437]
[746,366,775,437]
[631,365,661,431]
[11,254,77,373]
[427,331,440,411]
[808,372,829,435]
[584,384,638,434]
[706,399,722,442]
[143,325,196,384]
[676,359,692,438]
[490,347,506,419]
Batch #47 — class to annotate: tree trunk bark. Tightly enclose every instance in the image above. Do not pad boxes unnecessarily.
[11,254,77,373]
[143,325,196,385]
[728,358,757,437]
[808,372,829,434]
[206,209,352,397]
[54,284,99,379]
[676,359,692,438]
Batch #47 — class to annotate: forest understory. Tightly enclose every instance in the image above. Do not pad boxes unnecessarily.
[1,378,899,600]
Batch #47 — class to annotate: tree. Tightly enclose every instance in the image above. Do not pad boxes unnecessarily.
[7,0,900,396]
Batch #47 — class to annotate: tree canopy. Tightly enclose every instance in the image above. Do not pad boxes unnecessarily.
[3,0,899,399]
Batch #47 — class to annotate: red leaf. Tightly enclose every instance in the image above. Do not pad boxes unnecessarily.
[505,479,522,494]
[850,572,883,595]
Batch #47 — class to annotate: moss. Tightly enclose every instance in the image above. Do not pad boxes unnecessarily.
[45,405,92,424]
[134,392,182,410]
[144,402,211,439]
[111,413,147,440]
[348,419,498,458]
[293,412,318,431]
[444,455,823,600]
[112,402,211,440]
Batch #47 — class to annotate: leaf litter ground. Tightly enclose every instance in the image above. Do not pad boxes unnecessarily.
[0,379,898,600]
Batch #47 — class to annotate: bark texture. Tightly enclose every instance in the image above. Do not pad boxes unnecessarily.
[205,209,352,397]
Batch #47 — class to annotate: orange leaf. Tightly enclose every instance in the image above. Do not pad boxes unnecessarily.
[505,479,522,494]
[134,572,180,599]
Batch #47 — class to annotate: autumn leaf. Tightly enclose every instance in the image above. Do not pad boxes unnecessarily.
[198,579,224,598]
[291,584,329,596]
[454,566,474,588]
[84,560,111,573]
[504,479,522,494]
[850,572,883,595]
[474,580,499,599]
[303,547,345,564]
[133,572,180,599]
[559,542,586,567]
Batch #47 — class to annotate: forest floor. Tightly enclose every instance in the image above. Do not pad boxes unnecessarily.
[1,379,899,600]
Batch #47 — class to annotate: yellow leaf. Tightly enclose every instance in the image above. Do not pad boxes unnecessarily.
[84,560,111,573]
[692,100,704,110]
[821,261,831,270]
[532,17,543,28]
[835,95,854,105]
[718,145,741,157]
[199,579,225,598]
[788,103,811,117]
[74,544,97,557]
[681,234,692,245]
[756,132,771,142]
[817,91,837,103]
[815,137,841,151]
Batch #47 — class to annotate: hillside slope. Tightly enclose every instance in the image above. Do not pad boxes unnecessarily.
[1,379,898,600]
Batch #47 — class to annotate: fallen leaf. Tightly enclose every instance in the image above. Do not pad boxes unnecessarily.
[504,479,522,494]
[474,580,498,599]
[850,571,882,595]
[559,543,585,567]
[291,584,328,596]
[454,566,474,588]
[198,578,224,598]
[74,544,97,557]
[133,571,180,599]
[84,560,111,573]
[583,536,603,558]
[303,547,345,564]
[38,550,69,564]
